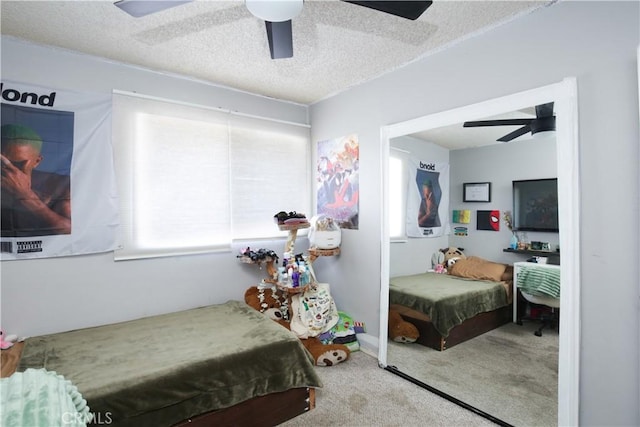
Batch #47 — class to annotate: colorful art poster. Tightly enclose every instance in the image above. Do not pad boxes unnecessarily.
[1,80,118,260]
[452,209,471,224]
[477,210,500,231]
[406,159,449,238]
[316,134,359,229]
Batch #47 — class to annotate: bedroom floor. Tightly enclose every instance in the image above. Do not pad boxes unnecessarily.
[387,320,559,426]
[280,350,494,427]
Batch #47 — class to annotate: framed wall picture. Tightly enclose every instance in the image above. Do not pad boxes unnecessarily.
[477,210,500,231]
[463,182,491,202]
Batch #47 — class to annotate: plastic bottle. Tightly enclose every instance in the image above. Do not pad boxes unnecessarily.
[299,266,308,286]
[510,234,518,250]
[292,270,300,287]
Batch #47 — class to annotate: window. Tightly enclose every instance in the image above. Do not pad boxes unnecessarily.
[112,92,310,260]
[389,148,408,240]
[229,115,309,240]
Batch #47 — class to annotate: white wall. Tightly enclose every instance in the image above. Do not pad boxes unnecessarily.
[389,135,448,277]
[310,2,639,425]
[0,37,311,336]
[390,133,558,275]
[449,134,559,264]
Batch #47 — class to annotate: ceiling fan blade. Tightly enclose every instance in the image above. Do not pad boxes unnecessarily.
[498,125,532,142]
[265,20,293,59]
[342,1,433,20]
[114,0,193,18]
[463,118,534,128]
[535,102,555,118]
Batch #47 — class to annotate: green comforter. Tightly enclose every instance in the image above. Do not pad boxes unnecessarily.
[390,273,509,337]
[19,300,321,427]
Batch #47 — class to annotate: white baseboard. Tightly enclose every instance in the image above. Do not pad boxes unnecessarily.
[357,333,379,358]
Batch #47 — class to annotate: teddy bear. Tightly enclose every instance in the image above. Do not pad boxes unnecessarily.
[388,308,419,343]
[244,285,350,367]
[442,246,466,266]
[430,247,466,272]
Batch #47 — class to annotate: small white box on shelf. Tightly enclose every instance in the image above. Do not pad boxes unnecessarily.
[308,215,341,249]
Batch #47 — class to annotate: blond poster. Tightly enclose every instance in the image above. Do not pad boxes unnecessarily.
[1,80,118,259]
[406,159,449,238]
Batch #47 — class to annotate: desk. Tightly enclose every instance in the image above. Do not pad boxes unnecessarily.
[513,262,561,323]
[503,248,560,265]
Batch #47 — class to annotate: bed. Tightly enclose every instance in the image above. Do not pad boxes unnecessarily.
[12,300,321,427]
[389,256,513,351]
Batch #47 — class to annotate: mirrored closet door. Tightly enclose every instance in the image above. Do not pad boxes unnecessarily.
[379,80,580,427]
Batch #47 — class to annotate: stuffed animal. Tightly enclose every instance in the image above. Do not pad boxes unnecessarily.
[319,311,364,352]
[434,264,446,274]
[0,329,16,350]
[388,308,419,343]
[430,247,466,272]
[441,247,466,270]
[244,286,350,367]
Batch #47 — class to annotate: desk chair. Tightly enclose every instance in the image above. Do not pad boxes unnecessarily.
[513,262,561,337]
[517,292,560,336]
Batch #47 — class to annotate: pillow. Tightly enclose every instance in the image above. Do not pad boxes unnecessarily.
[501,265,514,282]
[448,256,508,282]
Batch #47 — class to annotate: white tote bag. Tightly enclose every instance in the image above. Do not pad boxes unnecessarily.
[290,283,339,339]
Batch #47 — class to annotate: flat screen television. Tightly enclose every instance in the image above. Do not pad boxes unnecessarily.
[512,178,559,232]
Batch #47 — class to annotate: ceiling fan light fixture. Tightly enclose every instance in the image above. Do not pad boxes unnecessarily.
[246,0,303,22]
[114,0,193,18]
[530,116,556,139]
[531,129,556,139]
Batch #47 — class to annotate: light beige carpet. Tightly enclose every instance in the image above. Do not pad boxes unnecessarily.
[387,321,559,427]
[280,350,495,427]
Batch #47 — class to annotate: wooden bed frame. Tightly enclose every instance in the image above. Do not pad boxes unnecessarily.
[1,342,315,427]
[390,303,512,351]
[174,387,314,427]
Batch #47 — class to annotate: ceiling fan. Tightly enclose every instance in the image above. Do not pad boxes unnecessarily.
[463,103,556,142]
[114,0,433,59]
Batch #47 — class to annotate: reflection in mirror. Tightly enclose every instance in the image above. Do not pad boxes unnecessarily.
[388,128,558,426]
[380,82,580,427]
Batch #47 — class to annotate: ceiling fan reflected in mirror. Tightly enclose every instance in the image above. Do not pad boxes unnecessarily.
[463,102,556,142]
[114,0,433,59]
[113,0,193,17]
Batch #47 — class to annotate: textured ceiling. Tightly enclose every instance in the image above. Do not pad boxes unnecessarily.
[1,0,552,105]
[411,107,539,150]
